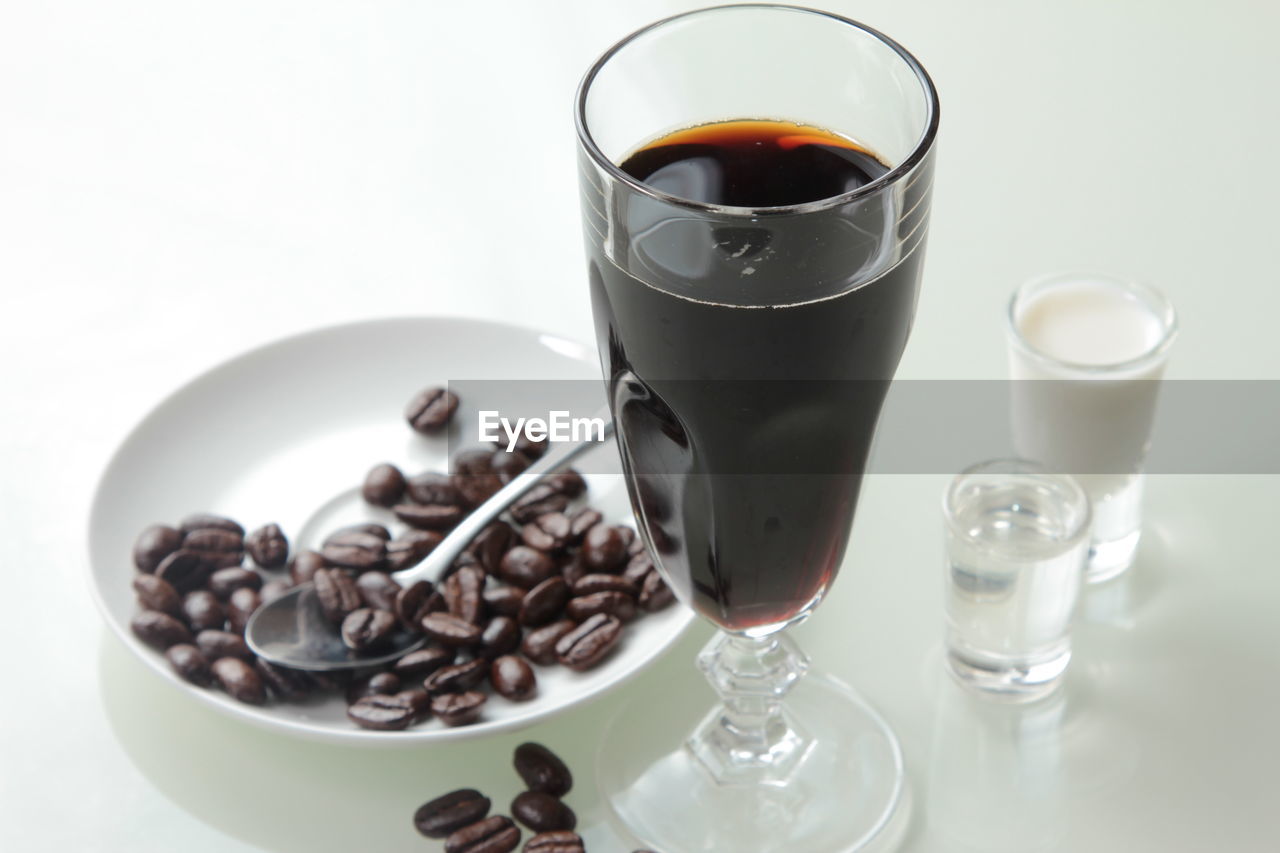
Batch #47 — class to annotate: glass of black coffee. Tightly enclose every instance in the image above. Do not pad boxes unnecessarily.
[576,6,937,850]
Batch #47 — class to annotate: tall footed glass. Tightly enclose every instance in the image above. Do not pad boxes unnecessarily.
[576,6,938,850]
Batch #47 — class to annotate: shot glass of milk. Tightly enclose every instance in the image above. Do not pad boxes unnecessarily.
[1006,273,1178,583]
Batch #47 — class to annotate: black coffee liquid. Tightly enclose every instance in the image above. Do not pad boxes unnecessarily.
[589,119,922,631]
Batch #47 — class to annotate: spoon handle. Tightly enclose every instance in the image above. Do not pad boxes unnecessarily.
[395,407,615,585]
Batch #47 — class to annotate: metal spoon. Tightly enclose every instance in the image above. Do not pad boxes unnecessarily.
[246,414,614,671]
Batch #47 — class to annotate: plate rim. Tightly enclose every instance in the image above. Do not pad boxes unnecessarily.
[85,314,695,746]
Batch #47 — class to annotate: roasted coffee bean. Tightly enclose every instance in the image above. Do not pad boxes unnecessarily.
[395,580,444,630]
[196,629,254,662]
[491,449,531,485]
[523,830,585,853]
[406,471,463,506]
[414,789,492,839]
[567,508,602,543]
[184,527,244,555]
[362,462,407,507]
[164,643,212,687]
[468,521,516,573]
[639,569,675,612]
[420,613,483,646]
[444,814,519,853]
[227,586,262,634]
[394,502,466,531]
[355,571,402,612]
[509,433,547,460]
[627,532,647,556]
[132,574,180,616]
[245,523,288,569]
[386,530,443,571]
[555,613,622,671]
[432,690,487,727]
[255,658,311,700]
[201,551,247,571]
[314,568,362,623]
[520,513,572,552]
[133,524,184,573]
[452,449,503,507]
[405,387,459,433]
[582,524,626,572]
[259,578,292,604]
[479,616,521,659]
[320,531,387,571]
[289,549,328,585]
[570,573,639,597]
[490,655,536,701]
[444,565,487,625]
[341,608,397,651]
[155,550,210,593]
[179,514,243,536]
[445,550,483,582]
[208,566,263,600]
[483,585,525,618]
[520,620,576,666]
[566,590,636,624]
[548,469,586,498]
[327,523,393,542]
[393,644,454,679]
[622,552,655,585]
[513,742,573,797]
[347,691,422,730]
[559,552,589,587]
[511,791,575,833]
[509,484,570,524]
[423,658,488,695]
[211,657,266,704]
[498,546,558,589]
[519,577,569,628]
[181,590,225,632]
[398,686,433,718]
[615,525,636,552]
[346,671,402,703]
[131,610,192,650]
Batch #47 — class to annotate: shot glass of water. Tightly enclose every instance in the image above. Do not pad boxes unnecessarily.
[1006,272,1178,583]
[943,459,1091,701]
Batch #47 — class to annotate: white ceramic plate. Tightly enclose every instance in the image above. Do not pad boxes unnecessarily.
[87,316,694,745]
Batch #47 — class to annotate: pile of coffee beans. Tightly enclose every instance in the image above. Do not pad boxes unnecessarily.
[126,387,674,731]
[414,742,658,852]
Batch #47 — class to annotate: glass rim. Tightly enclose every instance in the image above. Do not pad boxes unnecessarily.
[942,458,1092,555]
[1006,271,1180,376]
[573,3,940,218]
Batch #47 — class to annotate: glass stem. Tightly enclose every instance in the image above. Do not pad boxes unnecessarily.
[687,630,813,784]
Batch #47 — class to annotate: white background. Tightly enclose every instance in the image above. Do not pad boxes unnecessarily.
[1,0,1278,850]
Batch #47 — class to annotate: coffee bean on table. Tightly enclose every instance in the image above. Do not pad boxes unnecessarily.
[615,525,636,553]
[184,527,244,555]
[405,387,459,434]
[414,789,492,839]
[452,449,503,507]
[393,644,454,679]
[211,657,266,705]
[355,571,402,612]
[245,523,289,569]
[347,691,426,730]
[341,608,397,652]
[519,577,569,628]
[164,643,212,687]
[407,471,462,505]
[483,585,525,618]
[622,552,655,584]
[227,586,262,634]
[386,531,443,572]
[289,550,327,585]
[395,580,443,630]
[513,742,573,797]
[490,655,536,701]
[424,658,488,695]
[394,502,466,531]
[511,791,576,833]
[155,550,210,593]
[179,514,243,536]
[131,610,192,650]
[432,690,487,727]
[567,508,602,544]
[444,815,520,853]
[196,629,254,661]
[314,568,361,623]
[255,658,311,700]
[498,547,557,589]
[208,566,263,600]
[132,574,180,615]
[332,523,393,542]
[180,590,225,632]
[444,565,487,625]
[555,613,622,671]
[133,524,185,573]
[582,524,626,572]
[559,553,589,587]
[362,462,407,507]
[524,831,585,853]
[639,569,675,612]
[421,613,483,647]
[320,531,387,571]
[566,590,636,624]
[468,521,516,573]
[548,470,587,498]
[571,573,639,597]
[346,671,402,703]
[259,578,292,604]
[491,449,531,485]
[509,484,569,524]
[520,620,576,666]
[479,616,520,659]
[520,513,572,553]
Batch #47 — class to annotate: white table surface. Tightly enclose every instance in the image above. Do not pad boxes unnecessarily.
[2,1,1277,850]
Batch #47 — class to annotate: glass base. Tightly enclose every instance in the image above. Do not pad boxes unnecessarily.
[1086,528,1141,584]
[597,671,907,852]
[945,643,1070,703]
